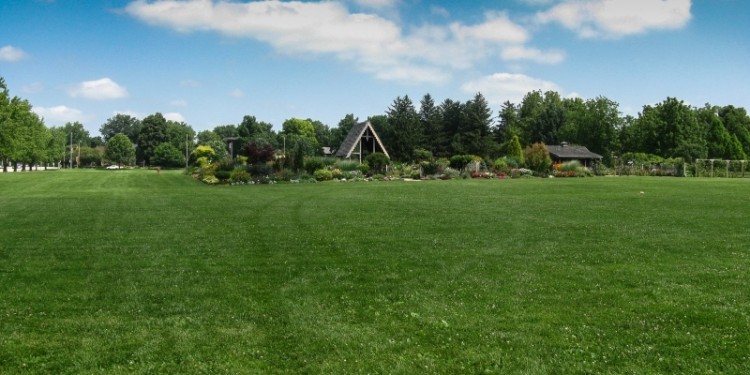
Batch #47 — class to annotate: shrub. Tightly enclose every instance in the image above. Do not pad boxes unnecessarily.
[494,156,520,174]
[331,168,344,180]
[152,143,185,168]
[421,161,441,175]
[358,163,370,175]
[441,167,460,180]
[335,160,362,172]
[202,175,219,185]
[559,160,582,172]
[314,169,333,181]
[214,170,231,181]
[413,148,433,162]
[243,142,275,165]
[523,143,552,174]
[230,168,251,183]
[364,152,389,174]
[304,157,327,175]
[215,157,236,172]
[510,168,533,178]
[276,169,299,182]
[247,163,273,177]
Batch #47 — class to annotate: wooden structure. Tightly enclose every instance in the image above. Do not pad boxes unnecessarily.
[547,142,603,167]
[334,120,390,162]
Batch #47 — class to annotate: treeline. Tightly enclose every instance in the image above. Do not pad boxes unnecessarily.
[4,72,750,171]
[367,91,750,165]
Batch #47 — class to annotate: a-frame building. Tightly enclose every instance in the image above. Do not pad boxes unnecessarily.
[334,120,390,162]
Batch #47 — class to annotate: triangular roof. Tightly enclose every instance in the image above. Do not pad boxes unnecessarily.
[547,143,602,160]
[334,120,390,159]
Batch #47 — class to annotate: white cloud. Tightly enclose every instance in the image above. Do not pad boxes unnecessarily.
[125,0,556,84]
[536,0,692,38]
[501,45,566,64]
[33,105,89,125]
[69,78,128,100]
[451,12,529,44]
[164,112,185,122]
[170,99,188,106]
[350,0,398,9]
[462,73,562,104]
[230,88,244,97]
[0,45,27,62]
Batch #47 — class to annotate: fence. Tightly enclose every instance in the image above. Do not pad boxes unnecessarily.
[692,159,748,178]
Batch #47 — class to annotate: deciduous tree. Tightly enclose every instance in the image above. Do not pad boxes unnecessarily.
[137,113,168,165]
[105,133,135,166]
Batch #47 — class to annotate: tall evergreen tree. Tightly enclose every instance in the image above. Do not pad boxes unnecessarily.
[386,95,422,161]
[440,98,465,155]
[460,92,494,157]
[419,94,445,157]
[495,100,520,147]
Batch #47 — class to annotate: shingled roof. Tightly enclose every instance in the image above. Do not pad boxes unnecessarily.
[547,143,603,161]
[334,120,390,159]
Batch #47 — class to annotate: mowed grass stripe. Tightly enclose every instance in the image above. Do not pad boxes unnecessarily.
[1,170,749,374]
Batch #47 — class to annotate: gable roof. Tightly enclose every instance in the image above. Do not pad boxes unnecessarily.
[334,120,390,159]
[547,144,603,160]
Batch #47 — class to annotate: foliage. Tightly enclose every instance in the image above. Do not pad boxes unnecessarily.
[334,159,362,172]
[494,156,520,174]
[420,160,441,175]
[313,168,333,181]
[413,148,433,162]
[247,163,273,177]
[554,160,593,177]
[449,154,479,170]
[137,112,168,165]
[523,142,552,174]
[242,141,275,165]
[364,152,389,174]
[384,95,423,161]
[214,170,231,181]
[151,142,185,168]
[304,157,327,175]
[504,134,524,164]
[100,113,141,143]
[238,115,275,146]
[165,120,195,157]
[192,145,216,163]
[229,167,252,183]
[78,146,103,167]
[104,133,135,166]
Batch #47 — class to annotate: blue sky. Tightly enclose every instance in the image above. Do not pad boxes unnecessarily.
[2,0,748,136]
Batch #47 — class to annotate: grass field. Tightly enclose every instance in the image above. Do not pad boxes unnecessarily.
[1,170,749,374]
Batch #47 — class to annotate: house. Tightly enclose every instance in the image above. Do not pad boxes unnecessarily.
[334,120,390,162]
[547,142,603,167]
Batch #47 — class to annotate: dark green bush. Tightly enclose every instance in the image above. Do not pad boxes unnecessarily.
[214,170,231,181]
[304,157,326,175]
[364,152,389,174]
[247,163,273,177]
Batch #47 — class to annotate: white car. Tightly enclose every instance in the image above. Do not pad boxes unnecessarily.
[106,165,120,170]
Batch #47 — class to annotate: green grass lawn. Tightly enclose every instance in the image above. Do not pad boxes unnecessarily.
[1,170,749,374]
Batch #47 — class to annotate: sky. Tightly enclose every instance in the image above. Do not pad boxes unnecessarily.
[1,0,748,136]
